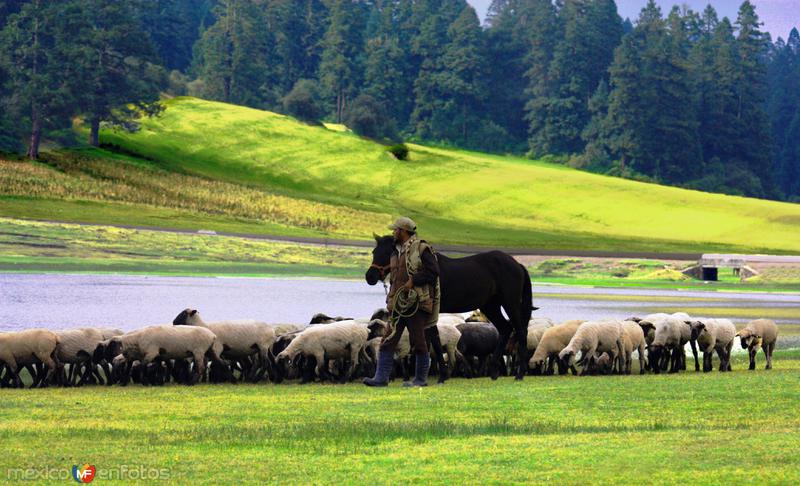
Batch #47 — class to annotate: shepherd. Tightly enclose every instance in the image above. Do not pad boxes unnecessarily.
[364,217,441,387]
[366,218,536,381]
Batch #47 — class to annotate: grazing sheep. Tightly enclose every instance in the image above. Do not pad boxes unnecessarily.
[275,320,368,383]
[455,323,499,378]
[558,320,624,376]
[309,313,353,325]
[435,321,463,378]
[638,313,698,372]
[647,316,692,374]
[55,328,111,386]
[737,319,779,370]
[687,319,736,372]
[173,309,276,382]
[95,325,227,385]
[528,320,584,375]
[0,329,60,388]
[620,320,647,375]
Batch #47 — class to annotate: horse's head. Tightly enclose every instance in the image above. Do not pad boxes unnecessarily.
[365,233,394,286]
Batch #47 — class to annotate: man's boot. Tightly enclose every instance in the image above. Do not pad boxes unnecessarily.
[363,349,393,387]
[404,353,430,387]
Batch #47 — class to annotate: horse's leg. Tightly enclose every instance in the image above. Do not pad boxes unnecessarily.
[481,303,512,381]
[425,326,448,384]
[501,291,528,381]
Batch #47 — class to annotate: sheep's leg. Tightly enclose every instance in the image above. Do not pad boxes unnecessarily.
[748,347,757,370]
[190,353,206,385]
[341,348,359,384]
[689,339,699,371]
[312,352,327,382]
[764,343,773,370]
[4,358,23,388]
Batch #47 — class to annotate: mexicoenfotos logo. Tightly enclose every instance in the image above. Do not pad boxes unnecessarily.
[72,464,96,483]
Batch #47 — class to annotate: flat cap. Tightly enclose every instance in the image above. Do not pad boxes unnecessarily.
[388,216,417,232]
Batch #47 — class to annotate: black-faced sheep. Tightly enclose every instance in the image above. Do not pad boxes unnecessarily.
[558,320,624,376]
[0,329,60,388]
[95,326,227,385]
[687,318,736,372]
[172,309,276,382]
[737,319,779,370]
[528,319,584,375]
[275,320,368,383]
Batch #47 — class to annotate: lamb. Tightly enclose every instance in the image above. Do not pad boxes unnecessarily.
[173,309,276,382]
[620,320,647,375]
[0,329,60,388]
[687,319,736,372]
[95,325,227,385]
[558,320,624,376]
[528,320,584,375]
[275,320,368,383]
[737,319,779,370]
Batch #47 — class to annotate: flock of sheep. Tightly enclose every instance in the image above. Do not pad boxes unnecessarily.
[0,308,779,388]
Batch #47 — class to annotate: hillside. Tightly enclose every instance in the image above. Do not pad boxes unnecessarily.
[2,96,800,254]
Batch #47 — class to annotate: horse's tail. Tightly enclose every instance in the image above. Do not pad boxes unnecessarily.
[521,264,536,321]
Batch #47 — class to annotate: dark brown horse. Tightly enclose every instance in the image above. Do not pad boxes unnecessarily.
[365,235,536,380]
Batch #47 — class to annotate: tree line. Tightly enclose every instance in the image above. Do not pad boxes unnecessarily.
[1,0,798,201]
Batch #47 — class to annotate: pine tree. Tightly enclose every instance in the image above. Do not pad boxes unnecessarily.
[603,0,701,182]
[735,0,773,194]
[193,0,277,108]
[318,0,366,123]
[528,0,623,155]
[137,0,212,72]
[76,0,163,146]
[266,0,328,94]
[0,0,84,159]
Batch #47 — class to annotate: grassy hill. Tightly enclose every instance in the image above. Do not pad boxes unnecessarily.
[2,96,800,254]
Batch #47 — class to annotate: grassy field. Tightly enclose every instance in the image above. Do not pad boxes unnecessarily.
[1,350,798,485]
[3,218,800,292]
[0,218,369,278]
[2,96,800,255]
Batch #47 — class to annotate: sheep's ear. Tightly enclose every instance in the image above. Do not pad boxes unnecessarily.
[190,309,198,316]
[735,331,740,336]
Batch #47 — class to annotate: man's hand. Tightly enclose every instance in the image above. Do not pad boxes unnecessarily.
[402,280,414,290]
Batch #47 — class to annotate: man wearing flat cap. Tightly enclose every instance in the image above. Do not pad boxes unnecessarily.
[364,217,441,387]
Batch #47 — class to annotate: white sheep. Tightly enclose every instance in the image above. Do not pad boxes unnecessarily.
[737,319,779,370]
[620,320,647,375]
[687,319,736,372]
[55,328,112,386]
[173,309,276,382]
[647,316,692,374]
[558,320,624,376]
[275,320,368,383]
[0,329,60,388]
[638,313,698,372]
[97,325,226,385]
[528,319,584,375]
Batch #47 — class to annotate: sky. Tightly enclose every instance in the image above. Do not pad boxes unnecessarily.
[467,0,800,40]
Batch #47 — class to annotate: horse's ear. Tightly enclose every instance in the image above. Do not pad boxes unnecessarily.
[373,232,381,242]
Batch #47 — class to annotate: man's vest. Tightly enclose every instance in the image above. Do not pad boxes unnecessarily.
[387,236,441,328]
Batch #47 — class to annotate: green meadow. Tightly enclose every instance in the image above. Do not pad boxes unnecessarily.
[2,96,800,256]
[1,350,798,485]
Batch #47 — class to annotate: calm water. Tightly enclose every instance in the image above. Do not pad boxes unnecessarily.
[1,274,798,334]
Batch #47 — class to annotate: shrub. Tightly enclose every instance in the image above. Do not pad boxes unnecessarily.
[282,79,323,124]
[387,143,409,161]
[342,94,398,142]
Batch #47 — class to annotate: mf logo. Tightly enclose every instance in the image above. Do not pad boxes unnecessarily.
[72,464,96,483]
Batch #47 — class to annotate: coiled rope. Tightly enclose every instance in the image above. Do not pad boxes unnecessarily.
[383,288,420,341]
